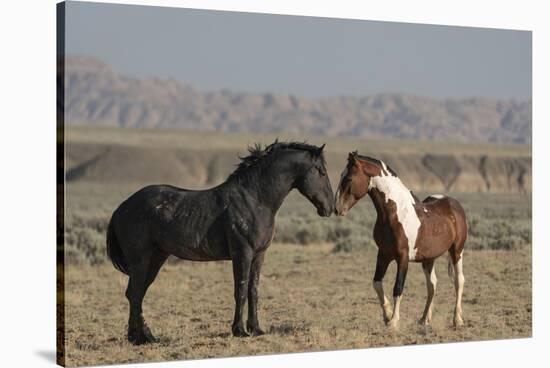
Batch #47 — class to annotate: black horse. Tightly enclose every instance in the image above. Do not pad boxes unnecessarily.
[106,140,334,344]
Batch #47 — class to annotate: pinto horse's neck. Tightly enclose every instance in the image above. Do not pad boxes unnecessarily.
[366,172,421,256]
[367,174,415,215]
[368,188,393,219]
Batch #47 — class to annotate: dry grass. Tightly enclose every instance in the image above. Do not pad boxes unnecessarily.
[63,243,531,367]
[61,129,532,366]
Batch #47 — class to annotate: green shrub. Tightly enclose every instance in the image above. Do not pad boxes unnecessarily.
[333,235,376,253]
[65,225,107,264]
[467,214,531,250]
[488,235,524,250]
[62,190,531,264]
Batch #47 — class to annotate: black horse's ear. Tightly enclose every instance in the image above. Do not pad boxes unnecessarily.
[316,143,326,155]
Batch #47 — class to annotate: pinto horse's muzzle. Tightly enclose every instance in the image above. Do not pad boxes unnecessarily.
[333,194,350,216]
[333,206,348,217]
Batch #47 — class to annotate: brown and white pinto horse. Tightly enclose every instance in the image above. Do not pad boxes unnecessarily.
[334,152,467,328]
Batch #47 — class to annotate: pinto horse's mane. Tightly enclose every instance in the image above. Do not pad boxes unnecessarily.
[355,153,398,177]
[228,140,323,182]
[355,153,420,203]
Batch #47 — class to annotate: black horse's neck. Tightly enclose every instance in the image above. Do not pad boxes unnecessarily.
[224,150,306,213]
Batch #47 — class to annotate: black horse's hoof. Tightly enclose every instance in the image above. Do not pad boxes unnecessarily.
[249,328,265,336]
[142,323,157,341]
[246,323,265,336]
[232,326,250,337]
[128,326,157,345]
[128,333,151,345]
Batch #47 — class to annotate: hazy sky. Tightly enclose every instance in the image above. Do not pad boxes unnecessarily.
[64,1,532,99]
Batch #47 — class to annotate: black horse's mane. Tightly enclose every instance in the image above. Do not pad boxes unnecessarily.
[228,140,322,182]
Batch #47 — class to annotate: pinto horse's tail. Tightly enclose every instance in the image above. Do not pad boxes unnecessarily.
[106,217,129,275]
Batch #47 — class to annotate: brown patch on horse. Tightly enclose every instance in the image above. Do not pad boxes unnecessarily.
[414,196,466,261]
[369,187,410,260]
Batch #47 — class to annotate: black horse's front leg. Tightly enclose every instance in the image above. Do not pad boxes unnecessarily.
[387,253,409,329]
[231,247,253,337]
[247,251,266,336]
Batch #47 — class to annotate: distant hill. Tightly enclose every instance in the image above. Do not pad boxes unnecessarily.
[63,56,532,144]
[65,127,531,193]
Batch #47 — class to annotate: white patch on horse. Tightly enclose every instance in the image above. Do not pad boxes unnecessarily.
[429,194,445,199]
[380,160,389,176]
[369,161,421,261]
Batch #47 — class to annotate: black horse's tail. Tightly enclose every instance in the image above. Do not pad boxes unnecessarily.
[106,217,129,275]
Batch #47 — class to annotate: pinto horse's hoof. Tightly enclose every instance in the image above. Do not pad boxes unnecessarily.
[453,317,464,328]
[386,318,400,329]
[382,306,393,324]
[418,317,432,326]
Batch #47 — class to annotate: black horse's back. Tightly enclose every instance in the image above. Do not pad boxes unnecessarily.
[107,183,229,266]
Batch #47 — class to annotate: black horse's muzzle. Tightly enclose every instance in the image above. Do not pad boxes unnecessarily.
[315,201,333,217]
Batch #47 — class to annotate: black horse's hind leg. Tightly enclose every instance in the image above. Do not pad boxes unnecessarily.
[141,248,170,341]
[247,251,266,336]
[126,248,168,345]
[144,248,170,292]
[126,257,151,345]
[230,246,253,337]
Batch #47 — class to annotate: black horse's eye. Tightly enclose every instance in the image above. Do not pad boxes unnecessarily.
[318,168,326,176]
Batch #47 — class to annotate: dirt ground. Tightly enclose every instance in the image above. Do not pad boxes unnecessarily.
[62,243,532,367]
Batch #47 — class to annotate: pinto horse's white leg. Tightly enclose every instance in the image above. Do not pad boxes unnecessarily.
[419,260,437,325]
[388,295,403,328]
[373,280,393,323]
[387,255,408,329]
[373,251,393,323]
[452,257,465,327]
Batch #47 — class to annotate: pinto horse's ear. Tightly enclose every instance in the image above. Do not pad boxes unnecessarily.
[348,151,359,164]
